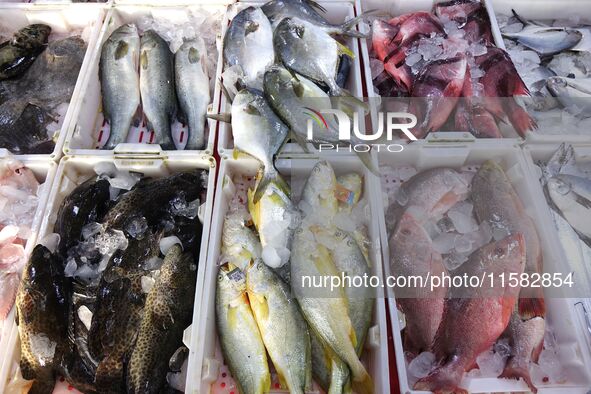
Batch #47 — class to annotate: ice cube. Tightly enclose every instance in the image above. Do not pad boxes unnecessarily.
[126,216,148,239]
[171,198,200,219]
[108,170,141,191]
[262,247,281,268]
[405,52,423,67]
[448,202,477,234]
[144,256,164,271]
[453,234,473,253]
[94,162,117,177]
[470,43,487,57]
[492,224,511,241]
[443,250,469,270]
[160,236,182,256]
[408,352,436,379]
[432,232,458,254]
[370,58,384,77]
[95,229,128,256]
[77,305,93,331]
[81,222,103,240]
[333,212,357,233]
[39,233,60,254]
[109,186,120,201]
[476,348,507,377]
[141,276,156,294]
[0,225,19,245]
[64,258,77,277]
[503,22,524,33]
[29,334,56,364]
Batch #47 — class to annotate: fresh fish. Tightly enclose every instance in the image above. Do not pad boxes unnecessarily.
[0,24,51,80]
[216,262,271,394]
[472,160,545,318]
[291,225,373,394]
[127,245,197,394]
[16,245,71,393]
[100,24,141,150]
[475,47,536,137]
[0,36,86,154]
[231,88,289,202]
[223,7,274,88]
[546,76,591,118]
[247,175,297,279]
[455,100,503,138]
[262,0,368,37]
[547,174,591,240]
[409,55,468,138]
[246,260,312,393]
[299,160,338,216]
[415,234,526,392]
[221,207,261,271]
[385,168,470,233]
[140,30,177,150]
[263,66,376,174]
[175,38,210,150]
[500,312,545,392]
[53,176,111,255]
[274,17,354,96]
[503,26,583,57]
[101,170,206,231]
[390,213,447,357]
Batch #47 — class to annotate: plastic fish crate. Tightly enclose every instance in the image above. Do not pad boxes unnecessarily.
[0,155,58,393]
[372,142,591,393]
[0,153,217,394]
[186,154,390,394]
[0,3,107,162]
[62,3,227,157]
[487,0,591,144]
[215,0,370,156]
[358,0,530,143]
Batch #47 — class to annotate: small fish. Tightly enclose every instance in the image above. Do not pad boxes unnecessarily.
[0,24,51,80]
[231,88,289,202]
[546,76,591,118]
[246,260,312,393]
[100,24,141,150]
[223,7,274,88]
[262,0,368,37]
[503,24,582,56]
[16,245,71,393]
[126,245,197,394]
[175,38,210,150]
[216,263,271,394]
[415,234,527,393]
[140,30,177,150]
[274,17,354,96]
[547,174,591,240]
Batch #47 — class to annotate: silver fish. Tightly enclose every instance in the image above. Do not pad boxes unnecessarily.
[100,24,140,150]
[262,0,367,37]
[223,7,274,88]
[140,30,177,150]
[547,174,591,240]
[546,76,591,118]
[232,88,289,202]
[175,38,210,150]
[503,24,582,56]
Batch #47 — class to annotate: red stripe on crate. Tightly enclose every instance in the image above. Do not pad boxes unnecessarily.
[98,129,104,142]
[180,131,185,143]
[149,131,154,143]
[139,131,144,143]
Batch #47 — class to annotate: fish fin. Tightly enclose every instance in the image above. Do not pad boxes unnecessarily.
[355,151,380,177]
[218,77,234,104]
[290,130,310,153]
[207,112,231,123]
[247,291,269,320]
[510,9,546,27]
[350,366,373,394]
[518,297,546,319]
[505,100,537,137]
[0,99,27,127]
[338,11,379,38]
[334,88,369,112]
[253,167,288,204]
[499,364,538,393]
[305,0,327,13]
[574,191,591,209]
[336,41,355,58]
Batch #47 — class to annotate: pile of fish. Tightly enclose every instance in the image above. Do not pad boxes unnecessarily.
[370,0,536,138]
[538,144,591,295]
[100,24,210,150]
[0,158,41,323]
[498,12,591,134]
[216,160,375,394]
[219,0,376,184]
[386,161,549,392]
[0,24,86,154]
[13,166,207,393]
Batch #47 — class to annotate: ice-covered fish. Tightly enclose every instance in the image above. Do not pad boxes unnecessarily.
[547,174,591,240]
[175,38,210,150]
[223,7,274,88]
[0,24,51,80]
[231,88,289,202]
[546,76,591,118]
[503,25,582,57]
[221,207,261,271]
[140,30,177,150]
[100,24,141,150]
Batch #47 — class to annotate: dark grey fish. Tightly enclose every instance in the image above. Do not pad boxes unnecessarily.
[140,30,177,150]
[0,24,51,80]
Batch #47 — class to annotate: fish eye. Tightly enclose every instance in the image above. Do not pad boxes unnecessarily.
[555,180,571,195]
[494,247,504,257]
[401,228,411,236]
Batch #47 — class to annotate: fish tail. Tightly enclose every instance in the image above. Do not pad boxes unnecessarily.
[518,296,546,319]
[414,359,466,394]
[338,10,377,38]
[505,99,537,138]
[252,166,287,204]
[350,361,373,394]
[28,379,55,394]
[184,122,206,150]
[499,363,538,393]
[95,354,124,389]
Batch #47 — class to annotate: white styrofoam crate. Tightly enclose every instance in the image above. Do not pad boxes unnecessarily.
[372,142,591,394]
[0,155,57,393]
[63,3,227,157]
[186,154,390,394]
[359,0,528,142]
[0,153,216,394]
[488,1,591,144]
[215,0,369,156]
[0,3,107,161]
